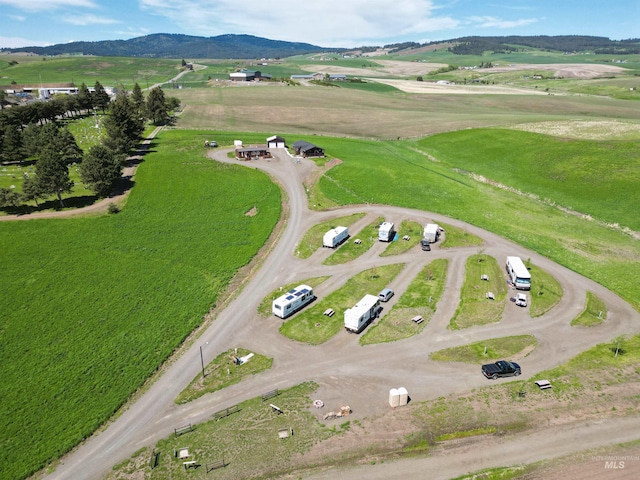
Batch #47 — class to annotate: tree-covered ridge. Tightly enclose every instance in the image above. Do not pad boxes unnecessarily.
[5,33,335,59]
[444,35,640,55]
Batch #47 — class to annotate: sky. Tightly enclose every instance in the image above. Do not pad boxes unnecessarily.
[0,0,638,50]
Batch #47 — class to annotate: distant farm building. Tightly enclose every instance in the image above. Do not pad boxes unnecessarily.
[267,135,286,148]
[292,141,324,157]
[290,73,347,81]
[229,70,271,81]
[236,145,271,160]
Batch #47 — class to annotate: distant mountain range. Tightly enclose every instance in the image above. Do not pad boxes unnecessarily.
[3,34,639,59]
[2,33,335,59]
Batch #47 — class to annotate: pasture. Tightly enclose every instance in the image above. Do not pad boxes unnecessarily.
[0,130,281,479]
[0,56,181,89]
[171,83,640,139]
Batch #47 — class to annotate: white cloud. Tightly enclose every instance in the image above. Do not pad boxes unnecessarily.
[0,36,52,48]
[138,0,460,47]
[467,16,538,29]
[9,14,27,21]
[112,27,151,38]
[62,14,121,26]
[0,0,97,12]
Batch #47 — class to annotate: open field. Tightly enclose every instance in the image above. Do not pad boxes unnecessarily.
[172,83,640,139]
[0,56,181,89]
[416,128,640,232]
[0,130,281,479]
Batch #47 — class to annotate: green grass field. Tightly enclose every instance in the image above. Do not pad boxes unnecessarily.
[450,254,508,329]
[430,335,537,363]
[527,263,563,317]
[417,128,640,231]
[361,259,448,345]
[175,348,273,404]
[0,130,281,480]
[0,56,182,89]
[572,291,607,327]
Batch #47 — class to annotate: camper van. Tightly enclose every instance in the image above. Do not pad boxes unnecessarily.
[506,256,531,290]
[272,285,315,318]
[344,294,381,333]
[378,222,395,242]
[323,226,349,248]
[423,224,440,243]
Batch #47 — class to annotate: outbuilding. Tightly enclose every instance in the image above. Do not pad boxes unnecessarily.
[292,140,324,157]
[267,135,286,148]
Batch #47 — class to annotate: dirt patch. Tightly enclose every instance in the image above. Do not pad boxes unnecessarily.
[299,60,447,78]
[482,63,628,79]
[367,78,548,95]
[511,120,640,140]
[245,206,258,217]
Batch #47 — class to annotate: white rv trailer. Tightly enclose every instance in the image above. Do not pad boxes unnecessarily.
[506,256,531,290]
[272,285,315,318]
[344,294,381,333]
[323,226,349,248]
[423,224,440,243]
[378,222,395,242]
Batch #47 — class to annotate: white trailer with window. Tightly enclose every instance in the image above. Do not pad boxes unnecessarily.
[323,226,349,248]
[344,294,381,333]
[423,223,440,243]
[506,256,531,290]
[272,285,315,318]
[378,222,395,242]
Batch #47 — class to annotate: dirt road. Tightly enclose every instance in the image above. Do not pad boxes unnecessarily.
[43,148,640,479]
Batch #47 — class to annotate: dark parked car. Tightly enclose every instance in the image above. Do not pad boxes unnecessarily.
[482,360,521,380]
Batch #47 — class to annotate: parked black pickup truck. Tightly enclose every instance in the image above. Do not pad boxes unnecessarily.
[482,360,521,379]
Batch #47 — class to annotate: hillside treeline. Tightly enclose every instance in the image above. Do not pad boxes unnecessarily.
[445,35,640,55]
[4,33,334,59]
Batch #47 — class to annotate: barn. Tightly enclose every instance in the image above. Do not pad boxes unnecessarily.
[267,135,286,148]
[229,70,260,81]
[292,140,325,157]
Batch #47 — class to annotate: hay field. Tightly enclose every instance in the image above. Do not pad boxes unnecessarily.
[172,84,640,139]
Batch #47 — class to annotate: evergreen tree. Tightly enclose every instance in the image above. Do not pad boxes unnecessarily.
[35,147,73,207]
[103,90,143,155]
[146,87,168,125]
[22,173,44,207]
[77,82,93,112]
[131,83,146,120]
[93,81,110,113]
[80,144,125,197]
[2,125,25,164]
[0,187,21,208]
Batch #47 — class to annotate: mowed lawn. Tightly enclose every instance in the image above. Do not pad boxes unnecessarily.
[0,131,281,480]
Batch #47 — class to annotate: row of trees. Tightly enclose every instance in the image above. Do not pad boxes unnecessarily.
[0,83,179,210]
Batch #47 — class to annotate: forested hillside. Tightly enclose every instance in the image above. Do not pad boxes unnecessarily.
[4,33,334,59]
